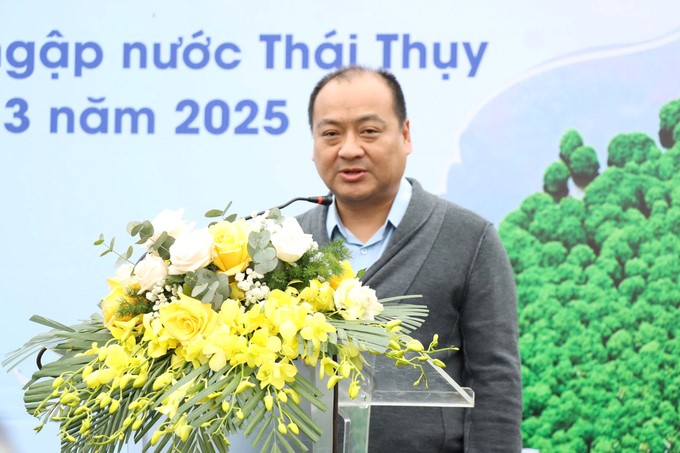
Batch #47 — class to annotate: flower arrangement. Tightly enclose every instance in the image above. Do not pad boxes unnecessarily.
[4,205,453,452]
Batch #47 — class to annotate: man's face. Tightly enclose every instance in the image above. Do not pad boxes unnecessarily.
[311,73,412,210]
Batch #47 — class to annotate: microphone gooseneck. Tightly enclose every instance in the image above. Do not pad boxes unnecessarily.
[244,195,333,220]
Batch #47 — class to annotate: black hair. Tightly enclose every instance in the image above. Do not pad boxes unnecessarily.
[307,65,407,130]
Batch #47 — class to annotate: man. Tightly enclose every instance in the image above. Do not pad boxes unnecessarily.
[298,66,522,452]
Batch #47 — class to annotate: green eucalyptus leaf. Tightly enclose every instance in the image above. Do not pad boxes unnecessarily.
[156,235,175,261]
[201,281,219,303]
[127,221,143,236]
[251,230,271,249]
[205,209,225,218]
[267,208,282,221]
[154,231,169,249]
[126,220,140,234]
[93,233,105,246]
[211,295,224,311]
[192,283,209,297]
[248,231,263,249]
[253,247,276,263]
[254,259,277,275]
[136,221,154,244]
[183,275,197,288]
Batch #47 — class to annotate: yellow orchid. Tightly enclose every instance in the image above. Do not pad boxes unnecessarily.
[299,279,335,312]
[300,312,336,350]
[256,360,297,390]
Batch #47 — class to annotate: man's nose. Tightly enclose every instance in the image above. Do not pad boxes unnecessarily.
[338,133,364,159]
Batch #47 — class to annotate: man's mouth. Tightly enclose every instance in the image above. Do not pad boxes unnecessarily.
[339,168,367,180]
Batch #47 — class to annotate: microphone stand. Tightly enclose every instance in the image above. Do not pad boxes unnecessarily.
[244,195,332,220]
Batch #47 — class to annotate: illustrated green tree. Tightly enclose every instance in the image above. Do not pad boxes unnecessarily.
[658,99,680,148]
[560,129,584,164]
[499,98,680,452]
[569,146,600,187]
[543,161,570,201]
[607,132,660,168]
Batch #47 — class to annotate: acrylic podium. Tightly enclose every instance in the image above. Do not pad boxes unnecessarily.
[313,354,475,453]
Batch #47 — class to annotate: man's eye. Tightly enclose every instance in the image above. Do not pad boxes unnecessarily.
[323,131,339,137]
[362,129,379,135]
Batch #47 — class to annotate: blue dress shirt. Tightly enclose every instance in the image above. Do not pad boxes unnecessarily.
[325,178,413,273]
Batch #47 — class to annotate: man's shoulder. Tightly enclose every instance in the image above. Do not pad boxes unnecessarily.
[296,205,325,225]
[409,179,492,231]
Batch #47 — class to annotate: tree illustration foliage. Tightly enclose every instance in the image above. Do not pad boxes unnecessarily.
[500,98,680,452]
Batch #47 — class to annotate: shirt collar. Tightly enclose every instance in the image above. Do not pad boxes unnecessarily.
[325,178,413,240]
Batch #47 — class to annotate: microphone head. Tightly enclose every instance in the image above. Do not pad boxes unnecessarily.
[305,195,333,206]
[318,195,333,206]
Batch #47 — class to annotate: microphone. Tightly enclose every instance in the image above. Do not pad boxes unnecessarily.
[244,195,333,220]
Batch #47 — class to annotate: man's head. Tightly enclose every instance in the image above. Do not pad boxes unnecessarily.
[309,66,412,211]
[308,66,408,130]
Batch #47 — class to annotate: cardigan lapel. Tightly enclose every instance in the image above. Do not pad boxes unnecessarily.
[362,179,446,298]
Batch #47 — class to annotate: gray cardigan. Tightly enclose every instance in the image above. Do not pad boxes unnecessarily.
[297,179,522,452]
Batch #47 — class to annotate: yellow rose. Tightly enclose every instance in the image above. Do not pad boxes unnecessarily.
[159,293,217,342]
[101,278,140,328]
[209,219,252,275]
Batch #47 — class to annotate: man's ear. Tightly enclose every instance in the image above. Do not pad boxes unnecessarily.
[402,119,413,155]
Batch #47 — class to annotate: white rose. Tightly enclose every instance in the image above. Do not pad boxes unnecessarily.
[134,254,168,292]
[145,208,195,247]
[270,217,314,263]
[168,228,214,275]
[333,278,383,321]
[360,290,384,321]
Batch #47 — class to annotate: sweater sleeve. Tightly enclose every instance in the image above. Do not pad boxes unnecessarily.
[461,223,523,452]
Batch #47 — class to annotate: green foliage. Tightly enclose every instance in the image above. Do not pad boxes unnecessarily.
[569,146,600,187]
[659,99,680,148]
[204,201,237,224]
[185,268,231,310]
[543,161,570,200]
[559,129,584,164]
[548,132,602,197]
[115,288,154,318]
[94,233,135,266]
[499,98,680,451]
[672,122,680,146]
[126,219,175,260]
[607,133,658,168]
[248,228,279,274]
[263,239,350,292]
